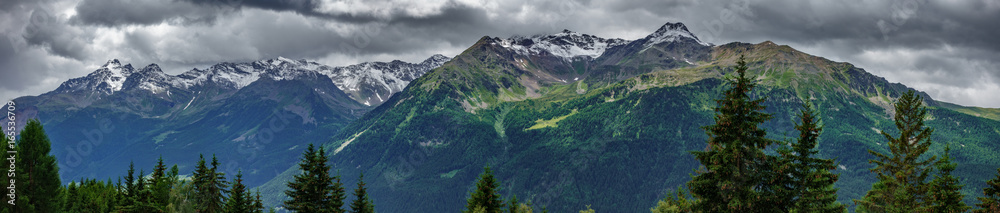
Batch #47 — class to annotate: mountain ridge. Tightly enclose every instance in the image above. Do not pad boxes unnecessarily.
[250,22,1000,212]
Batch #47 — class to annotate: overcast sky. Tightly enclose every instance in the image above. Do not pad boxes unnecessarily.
[1,0,998,107]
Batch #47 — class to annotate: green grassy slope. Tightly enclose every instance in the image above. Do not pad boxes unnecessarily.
[256,40,1000,212]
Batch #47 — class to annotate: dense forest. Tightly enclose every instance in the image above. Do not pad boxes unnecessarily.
[3,56,1000,212]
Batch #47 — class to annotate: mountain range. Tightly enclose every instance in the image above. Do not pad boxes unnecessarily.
[1,54,448,187]
[4,22,1000,213]
[254,22,1000,212]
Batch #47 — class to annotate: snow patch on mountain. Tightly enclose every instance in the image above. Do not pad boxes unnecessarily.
[55,54,451,106]
[318,54,450,103]
[495,30,628,61]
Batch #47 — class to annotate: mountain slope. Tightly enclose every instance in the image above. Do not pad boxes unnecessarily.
[256,22,1000,212]
[0,55,448,187]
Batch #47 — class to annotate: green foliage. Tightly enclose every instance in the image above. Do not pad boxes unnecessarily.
[780,101,846,212]
[62,178,119,212]
[225,171,253,213]
[150,156,172,209]
[167,179,196,213]
[855,90,937,212]
[928,146,969,212]
[11,119,63,212]
[578,205,595,213]
[464,167,504,213]
[687,55,788,212]
[193,154,229,213]
[975,168,1000,212]
[507,195,520,213]
[284,144,348,213]
[349,173,375,213]
[650,187,692,213]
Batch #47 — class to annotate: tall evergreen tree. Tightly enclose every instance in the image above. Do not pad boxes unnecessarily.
[322,148,350,213]
[192,154,210,210]
[151,156,171,209]
[687,55,786,212]
[779,101,845,212]
[285,144,320,212]
[928,145,968,212]
[10,119,63,212]
[976,168,1000,212]
[193,154,229,213]
[225,171,253,213]
[349,173,375,213]
[315,148,346,213]
[855,90,937,212]
[283,144,345,213]
[464,166,504,213]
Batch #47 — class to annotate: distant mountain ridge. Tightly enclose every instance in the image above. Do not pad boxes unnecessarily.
[0,54,449,189]
[51,55,451,106]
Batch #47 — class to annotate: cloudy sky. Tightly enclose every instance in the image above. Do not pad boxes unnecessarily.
[1,0,998,107]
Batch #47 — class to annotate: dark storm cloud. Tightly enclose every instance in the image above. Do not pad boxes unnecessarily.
[72,0,234,26]
[23,8,94,60]
[184,0,384,23]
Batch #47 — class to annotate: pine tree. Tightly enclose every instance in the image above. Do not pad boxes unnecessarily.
[10,119,63,212]
[349,173,375,213]
[855,90,937,212]
[252,191,266,213]
[316,147,346,213]
[285,144,320,212]
[192,154,210,210]
[464,166,504,213]
[507,195,519,213]
[687,55,786,212]
[928,145,968,212]
[151,156,171,209]
[64,181,79,212]
[976,168,1000,212]
[328,173,347,213]
[283,144,345,213]
[225,171,252,213]
[780,101,845,212]
[193,154,229,213]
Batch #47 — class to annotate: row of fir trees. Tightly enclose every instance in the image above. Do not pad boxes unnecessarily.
[1,120,270,212]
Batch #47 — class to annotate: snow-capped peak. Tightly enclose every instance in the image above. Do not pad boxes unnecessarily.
[54,55,450,107]
[103,59,122,68]
[493,30,629,61]
[53,58,140,94]
[421,54,452,67]
[643,22,710,48]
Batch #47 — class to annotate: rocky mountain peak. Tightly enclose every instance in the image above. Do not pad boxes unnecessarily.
[644,22,710,47]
